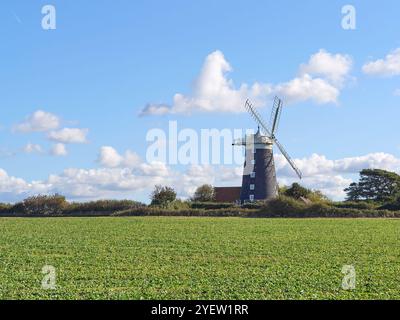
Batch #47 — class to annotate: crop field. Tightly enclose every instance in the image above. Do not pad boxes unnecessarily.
[0,217,399,300]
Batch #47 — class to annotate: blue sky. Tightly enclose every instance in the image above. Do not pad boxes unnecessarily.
[1,0,400,202]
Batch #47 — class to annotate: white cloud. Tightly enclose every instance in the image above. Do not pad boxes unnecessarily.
[50,143,68,156]
[23,143,43,154]
[0,168,48,197]
[98,146,124,167]
[140,104,171,116]
[141,50,272,115]
[274,74,339,104]
[2,148,399,202]
[276,152,400,177]
[98,146,141,168]
[299,49,352,85]
[141,50,352,115]
[14,110,60,133]
[393,88,400,96]
[48,128,88,144]
[275,152,400,199]
[362,48,400,76]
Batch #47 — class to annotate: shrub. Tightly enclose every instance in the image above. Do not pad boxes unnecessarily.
[64,199,144,214]
[191,184,215,202]
[113,206,258,217]
[190,202,237,210]
[284,183,311,199]
[333,201,378,210]
[150,185,176,208]
[379,197,400,211]
[165,200,191,210]
[241,201,266,209]
[10,202,25,214]
[0,203,12,214]
[307,190,330,203]
[258,195,308,217]
[19,194,67,215]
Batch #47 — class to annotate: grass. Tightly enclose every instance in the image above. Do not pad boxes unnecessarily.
[0,217,399,300]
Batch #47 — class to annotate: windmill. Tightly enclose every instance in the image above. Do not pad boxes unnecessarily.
[233,96,302,202]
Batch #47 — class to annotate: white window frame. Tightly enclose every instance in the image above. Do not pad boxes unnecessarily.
[250,184,255,190]
[251,159,256,165]
[249,195,254,202]
[250,172,255,178]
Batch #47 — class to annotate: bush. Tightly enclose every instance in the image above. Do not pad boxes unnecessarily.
[64,199,144,214]
[150,185,176,208]
[258,195,308,217]
[284,183,311,199]
[282,183,329,203]
[18,194,67,215]
[307,190,330,203]
[9,202,25,214]
[165,200,191,210]
[190,202,237,210]
[241,201,266,209]
[113,206,257,217]
[0,203,12,214]
[191,184,215,202]
[333,201,378,210]
[379,197,400,211]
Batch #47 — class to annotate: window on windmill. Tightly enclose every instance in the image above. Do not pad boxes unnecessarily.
[251,160,256,165]
[250,184,255,190]
[250,172,255,178]
[249,195,254,202]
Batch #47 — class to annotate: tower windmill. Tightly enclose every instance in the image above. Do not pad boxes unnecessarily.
[233,96,302,203]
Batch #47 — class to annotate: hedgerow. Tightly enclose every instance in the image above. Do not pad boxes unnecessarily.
[1,195,400,218]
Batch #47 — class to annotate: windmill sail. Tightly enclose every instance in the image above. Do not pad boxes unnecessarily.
[273,138,303,179]
[269,96,283,137]
[244,100,272,137]
[244,98,302,180]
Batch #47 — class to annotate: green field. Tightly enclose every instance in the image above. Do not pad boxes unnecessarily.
[0,217,399,300]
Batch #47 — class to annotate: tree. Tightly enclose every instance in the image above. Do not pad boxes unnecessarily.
[284,183,311,199]
[344,169,400,202]
[21,194,67,215]
[150,185,177,207]
[344,182,363,201]
[191,184,215,202]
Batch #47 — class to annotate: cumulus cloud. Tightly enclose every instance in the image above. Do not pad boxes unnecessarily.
[141,51,272,115]
[50,143,68,156]
[141,49,352,115]
[98,146,124,167]
[14,110,60,133]
[299,49,352,85]
[274,74,339,104]
[98,146,141,168]
[2,142,399,202]
[362,48,400,76]
[140,104,171,117]
[275,152,400,199]
[0,168,48,197]
[23,143,43,154]
[48,128,88,144]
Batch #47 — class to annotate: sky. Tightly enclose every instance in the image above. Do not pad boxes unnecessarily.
[1,0,400,203]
